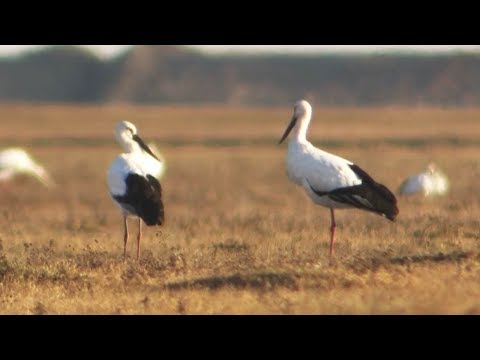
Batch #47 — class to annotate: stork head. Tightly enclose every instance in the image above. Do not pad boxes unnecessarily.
[278,100,313,144]
[115,121,137,146]
[114,120,159,160]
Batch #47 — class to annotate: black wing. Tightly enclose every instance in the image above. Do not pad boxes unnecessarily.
[114,173,164,226]
[309,164,399,221]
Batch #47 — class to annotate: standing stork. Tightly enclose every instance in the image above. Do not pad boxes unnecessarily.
[278,100,399,257]
[107,121,165,261]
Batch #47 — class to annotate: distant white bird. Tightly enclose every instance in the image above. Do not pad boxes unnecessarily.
[398,162,449,197]
[107,121,165,261]
[279,100,398,257]
[0,147,54,188]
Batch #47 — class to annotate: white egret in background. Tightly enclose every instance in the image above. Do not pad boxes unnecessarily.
[278,100,398,257]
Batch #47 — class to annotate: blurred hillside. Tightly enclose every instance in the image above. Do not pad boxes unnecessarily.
[0,45,479,106]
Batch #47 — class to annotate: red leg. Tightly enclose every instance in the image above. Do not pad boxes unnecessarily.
[136,218,142,261]
[329,208,336,257]
[123,216,128,261]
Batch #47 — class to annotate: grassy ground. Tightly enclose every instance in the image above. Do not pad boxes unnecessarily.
[0,103,480,314]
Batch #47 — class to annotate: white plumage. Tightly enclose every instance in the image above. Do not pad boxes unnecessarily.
[279,100,398,257]
[147,142,167,180]
[107,121,165,261]
[0,147,54,188]
[398,162,449,197]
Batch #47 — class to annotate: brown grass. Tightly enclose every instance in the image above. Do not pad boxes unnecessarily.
[1,103,480,314]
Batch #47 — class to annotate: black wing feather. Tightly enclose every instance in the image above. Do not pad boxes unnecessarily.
[113,173,164,226]
[308,164,399,221]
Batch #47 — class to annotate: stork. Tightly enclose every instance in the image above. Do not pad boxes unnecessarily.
[107,121,165,261]
[279,100,398,257]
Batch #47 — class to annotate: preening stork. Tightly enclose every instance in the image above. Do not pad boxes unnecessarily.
[0,148,54,188]
[107,121,165,261]
[278,100,399,257]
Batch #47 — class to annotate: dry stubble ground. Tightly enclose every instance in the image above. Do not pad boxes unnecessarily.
[0,104,480,314]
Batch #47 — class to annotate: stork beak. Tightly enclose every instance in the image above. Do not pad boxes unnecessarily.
[147,142,162,160]
[278,115,297,144]
[133,134,159,161]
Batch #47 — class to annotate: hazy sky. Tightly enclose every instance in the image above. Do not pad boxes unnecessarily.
[1,45,480,58]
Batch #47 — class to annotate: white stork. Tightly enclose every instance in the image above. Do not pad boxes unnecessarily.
[278,100,399,257]
[107,121,165,261]
[0,147,54,188]
[398,162,449,197]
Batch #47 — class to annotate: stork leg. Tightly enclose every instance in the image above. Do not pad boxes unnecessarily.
[136,218,142,261]
[123,215,128,261]
[329,208,336,257]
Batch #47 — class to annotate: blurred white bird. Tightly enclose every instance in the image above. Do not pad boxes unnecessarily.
[398,162,449,197]
[0,148,54,188]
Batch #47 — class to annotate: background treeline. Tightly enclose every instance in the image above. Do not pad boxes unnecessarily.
[0,45,479,106]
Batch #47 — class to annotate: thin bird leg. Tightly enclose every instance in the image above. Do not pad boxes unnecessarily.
[136,217,142,261]
[123,215,128,261]
[329,208,336,257]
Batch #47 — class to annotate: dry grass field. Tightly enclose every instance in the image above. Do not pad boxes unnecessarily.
[1,103,480,314]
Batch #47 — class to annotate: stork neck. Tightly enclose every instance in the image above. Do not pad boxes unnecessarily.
[292,115,310,144]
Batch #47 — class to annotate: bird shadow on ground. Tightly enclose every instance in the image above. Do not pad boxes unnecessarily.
[162,250,479,292]
[347,250,478,273]
[164,271,299,291]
